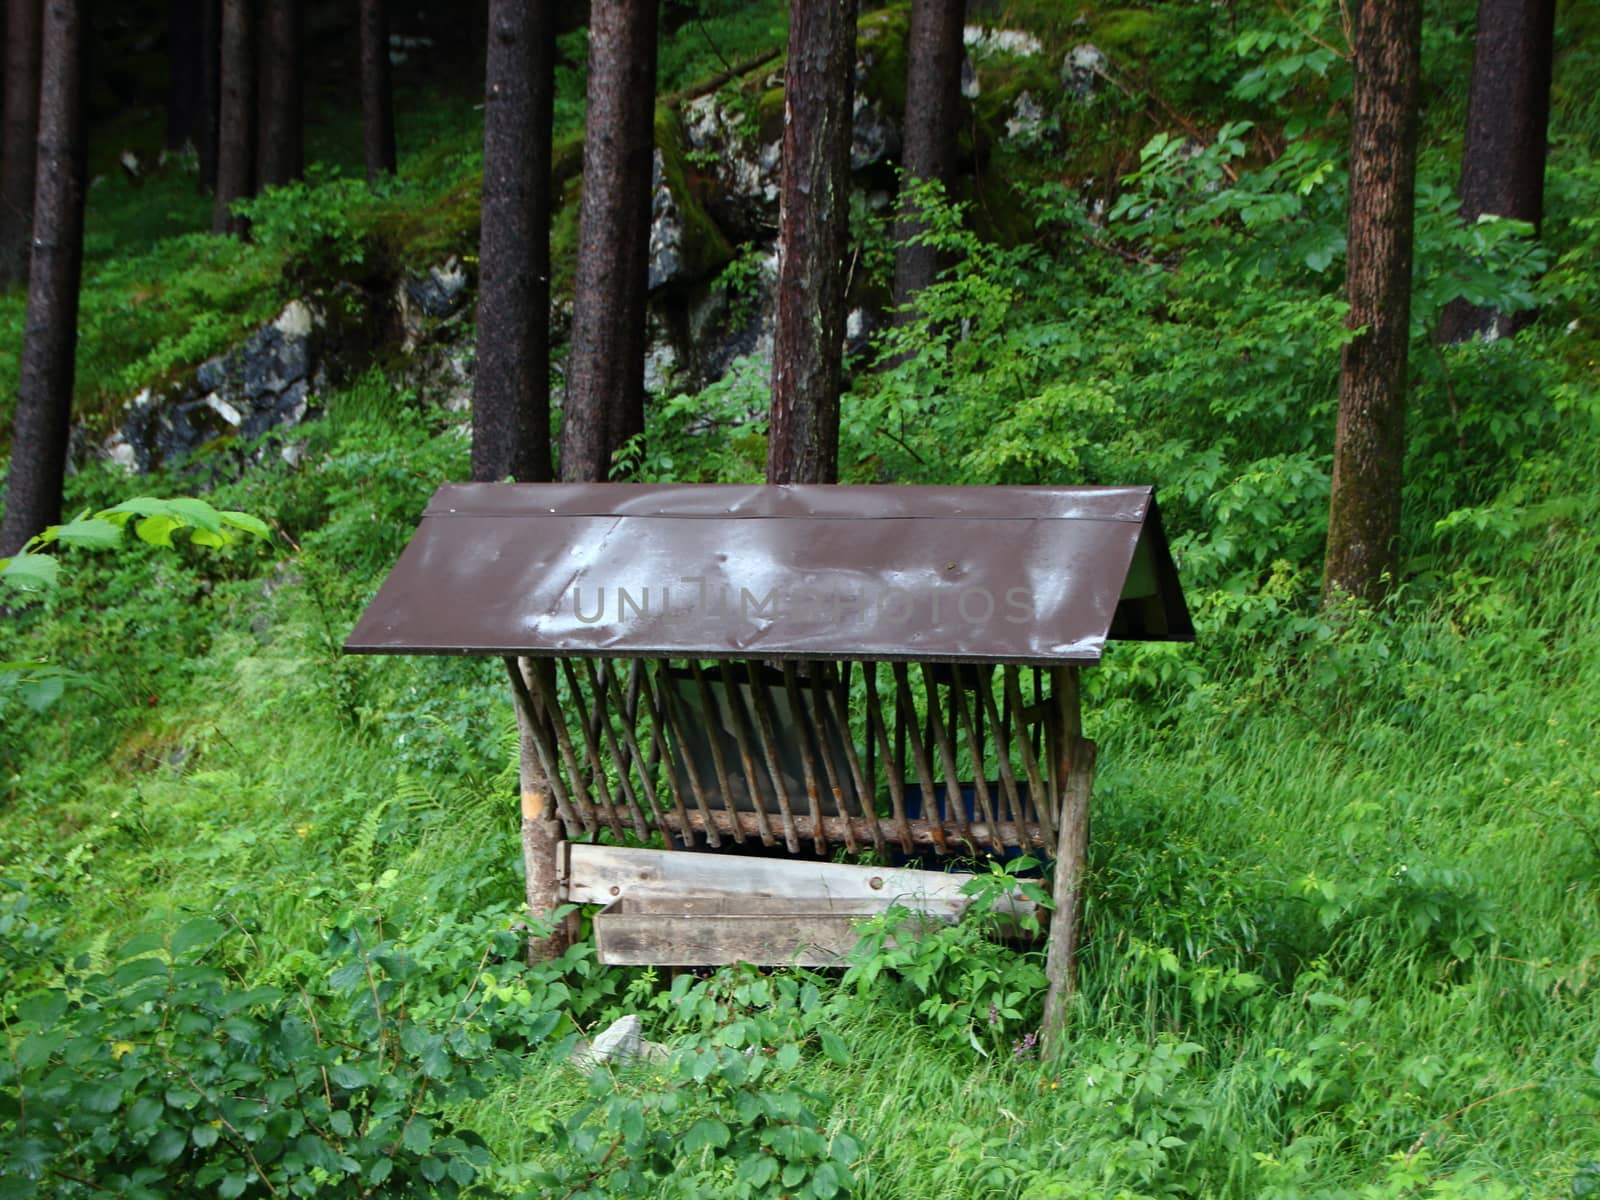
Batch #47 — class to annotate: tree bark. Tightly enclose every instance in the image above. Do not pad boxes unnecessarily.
[506,657,571,962]
[256,0,302,188]
[560,0,658,483]
[890,0,964,322]
[212,0,255,235]
[1323,0,1422,605]
[1,0,84,557]
[359,0,396,184]
[472,0,555,484]
[1437,0,1555,344]
[767,0,857,485]
[1,0,42,289]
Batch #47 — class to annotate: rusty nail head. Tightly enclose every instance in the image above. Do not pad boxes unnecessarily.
[869,876,884,890]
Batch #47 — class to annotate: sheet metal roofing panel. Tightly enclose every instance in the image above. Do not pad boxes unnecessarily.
[344,483,1193,664]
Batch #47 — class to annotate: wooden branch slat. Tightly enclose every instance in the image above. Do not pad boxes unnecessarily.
[782,662,831,856]
[655,660,723,849]
[1004,666,1054,846]
[502,657,584,835]
[712,664,777,847]
[560,658,626,840]
[689,660,747,845]
[660,808,1046,849]
[602,658,667,833]
[802,668,856,854]
[950,675,1004,848]
[864,662,913,854]
[922,667,972,844]
[820,663,883,854]
[975,669,1024,834]
[744,660,802,854]
[640,659,706,849]
[892,663,947,854]
[522,657,598,834]
[582,658,650,839]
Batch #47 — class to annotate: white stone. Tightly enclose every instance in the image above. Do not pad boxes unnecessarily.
[273,299,316,339]
[205,393,243,427]
[963,27,1042,60]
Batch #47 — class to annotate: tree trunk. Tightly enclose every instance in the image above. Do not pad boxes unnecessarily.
[506,656,571,962]
[472,0,555,484]
[0,0,84,558]
[767,0,857,485]
[1,0,42,289]
[890,0,963,321]
[197,0,220,190]
[359,0,396,184]
[1437,0,1555,344]
[1323,0,1422,605]
[256,0,302,188]
[560,0,658,483]
[212,0,254,235]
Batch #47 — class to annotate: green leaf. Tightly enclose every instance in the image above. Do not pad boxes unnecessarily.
[135,514,181,547]
[1,553,60,592]
[401,1116,432,1156]
[684,1118,731,1154]
[329,1110,354,1138]
[220,511,271,538]
[328,1062,370,1090]
[149,1126,188,1164]
[193,1123,221,1148]
[166,497,224,533]
[819,1029,848,1067]
[52,515,124,549]
[776,1042,801,1071]
[811,1161,841,1199]
[171,917,228,958]
[218,1175,248,1199]
[190,528,229,549]
[81,1081,125,1115]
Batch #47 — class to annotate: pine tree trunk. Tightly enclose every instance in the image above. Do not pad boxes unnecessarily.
[560,0,658,483]
[890,0,963,321]
[472,0,555,484]
[197,0,220,191]
[767,0,857,485]
[256,0,302,188]
[1323,0,1422,605]
[0,0,84,557]
[1437,0,1555,344]
[1,0,42,289]
[359,0,396,184]
[212,0,255,235]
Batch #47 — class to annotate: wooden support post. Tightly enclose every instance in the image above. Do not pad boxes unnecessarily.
[506,656,571,962]
[1042,665,1095,1056]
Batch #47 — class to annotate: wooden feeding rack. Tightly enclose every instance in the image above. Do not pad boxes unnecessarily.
[346,483,1191,1033]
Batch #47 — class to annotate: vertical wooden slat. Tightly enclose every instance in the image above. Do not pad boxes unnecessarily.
[715,664,777,847]
[781,662,831,856]
[820,663,883,854]
[654,660,724,849]
[862,662,877,805]
[688,660,748,845]
[745,660,803,854]
[800,668,856,854]
[949,679,1002,848]
[522,657,599,833]
[974,669,1024,838]
[631,659,664,778]
[1042,664,1092,1056]
[1003,666,1054,847]
[922,667,971,844]
[503,656,584,835]
[639,659,708,849]
[582,659,650,839]
[892,663,947,855]
[600,659,667,833]
[560,658,626,840]
[864,662,913,854]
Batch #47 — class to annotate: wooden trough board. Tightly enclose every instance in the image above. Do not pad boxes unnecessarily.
[566,843,1036,967]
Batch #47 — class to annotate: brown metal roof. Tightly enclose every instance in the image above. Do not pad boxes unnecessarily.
[344,483,1192,664]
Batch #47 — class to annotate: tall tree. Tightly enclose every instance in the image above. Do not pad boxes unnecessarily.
[473,0,555,484]
[890,0,963,321]
[211,0,255,235]
[560,0,658,483]
[1,0,84,557]
[256,0,303,188]
[767,0,857,484]
[1,0,42,289]
[197,0,221,191]
[1323,0,1423,604]
[1437,0,1556,344]
[359,0,396,184]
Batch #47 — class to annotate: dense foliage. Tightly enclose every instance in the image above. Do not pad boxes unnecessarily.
[4,1,1600,1196]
